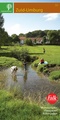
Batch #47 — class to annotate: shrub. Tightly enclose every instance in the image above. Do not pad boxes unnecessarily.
[19,48,31,62]
[31,60,39,68]
[31,56,38,62]
[43,68,49,74]
[11,48,31,62]
[0,90,43,120]
[34,63,38,67]
[37,64,45,72]
[25,38,33,46]
[49,70,60,80]
[10,49,20,60]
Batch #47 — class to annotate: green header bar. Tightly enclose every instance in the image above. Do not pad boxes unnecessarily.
[0,3,13,13]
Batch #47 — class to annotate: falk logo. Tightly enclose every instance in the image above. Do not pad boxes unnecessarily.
[46,93,58,104]
[6,4,12,11]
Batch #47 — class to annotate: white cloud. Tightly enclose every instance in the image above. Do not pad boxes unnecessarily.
[4,24,21,36]
[8,24,21,35]
[5,23,29,36]
[43,13,59,21]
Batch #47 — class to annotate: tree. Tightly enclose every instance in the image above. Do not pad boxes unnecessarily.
[19,33,25,37]
[43,36,46,44]
[47,30,58,45]
[57,30,60,45]
[2,31,11,46]
[0,14,4,48]
[11,34,20,44]
[19,48,30,62]
[25,38,33,46]
[26,30,46,38]
[0,14,4,28]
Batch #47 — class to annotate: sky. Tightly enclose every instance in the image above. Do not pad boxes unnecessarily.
[0,0,60,36]
[0,0,60,2]
[3,13,60,36]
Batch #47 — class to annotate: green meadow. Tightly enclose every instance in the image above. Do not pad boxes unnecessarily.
[0,45,60,120]
[0,45,60,64]
[0,90,60,120]
[0,45,60,79]
[0,45,60,78]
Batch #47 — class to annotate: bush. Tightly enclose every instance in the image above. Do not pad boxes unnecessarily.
[19,48,31,62]
[31,60,39,68]
[10,49,20,60]
[37,64,45,72]
[49,70,60,80]
[34,63,38,67]
[0,90,43,120]
[25,38,33,46]
[31,56,38,62]
[43,68,49,74]
[11,48,31,62]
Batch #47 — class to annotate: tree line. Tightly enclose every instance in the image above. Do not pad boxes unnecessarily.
[0,14,60,47]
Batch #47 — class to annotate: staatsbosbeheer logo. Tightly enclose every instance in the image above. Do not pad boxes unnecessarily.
[46,93,58,104]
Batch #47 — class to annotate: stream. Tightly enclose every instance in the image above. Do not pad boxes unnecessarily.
[0,65,60,106]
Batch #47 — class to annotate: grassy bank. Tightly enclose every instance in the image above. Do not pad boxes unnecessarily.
[0,57,22,68]
[0,45,60,65]
[0,45,60,80]
[49,70,60,80]
[0,90,60,120]
[0,46,60,119]
[0,90,42,120]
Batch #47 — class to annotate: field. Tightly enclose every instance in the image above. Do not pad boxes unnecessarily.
[0,45,60,79]
[0,45,60,64]
[0,45,60,119]
[0,90,60,120]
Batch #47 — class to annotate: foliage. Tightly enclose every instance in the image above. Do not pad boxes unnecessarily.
[0,90,43,120]
[49,70,60,80]
[19,48,31,62]
[32,60,39,67]
[43,36,47,44]
[11,48,31,62]
[19,33,25,37]
[10,49,20,60]
[1,45,60,65]
[0,14,4,28]
[31,56,38,62]
[0,90,60,120]
[25,38,33,46]
[26,30,46,38]
[0,14,12,47]
[47,30,60,45]
[37,64,45,72]
[11,34,20,44]
[25,30,60,45]
[0,57,22,67]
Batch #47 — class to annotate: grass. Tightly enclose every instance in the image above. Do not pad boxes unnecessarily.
[0,45,60,65]
[0,46,60,119]
[49,70,60,80]
[0,45,60,80]
[0,57,22,67]
[0,90,42,120]
[0,90,60,120]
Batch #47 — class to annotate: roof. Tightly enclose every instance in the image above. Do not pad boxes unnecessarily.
[19,37,43,41]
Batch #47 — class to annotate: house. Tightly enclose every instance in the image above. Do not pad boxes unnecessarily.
[19,36,26,44]
[19,36,43,45]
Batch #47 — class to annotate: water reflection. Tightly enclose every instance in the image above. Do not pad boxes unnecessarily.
[12,72,17,82]
[23,70,27,82]
[0,66,60,106]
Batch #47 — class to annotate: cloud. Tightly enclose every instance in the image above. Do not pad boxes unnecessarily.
[43,13,59,21]
[5,23,29,36]
[6,24,21,35]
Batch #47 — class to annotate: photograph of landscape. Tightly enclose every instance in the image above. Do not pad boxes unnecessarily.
[0,0,60,120]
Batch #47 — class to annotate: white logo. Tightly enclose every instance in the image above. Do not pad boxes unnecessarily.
[7,4,12,11]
